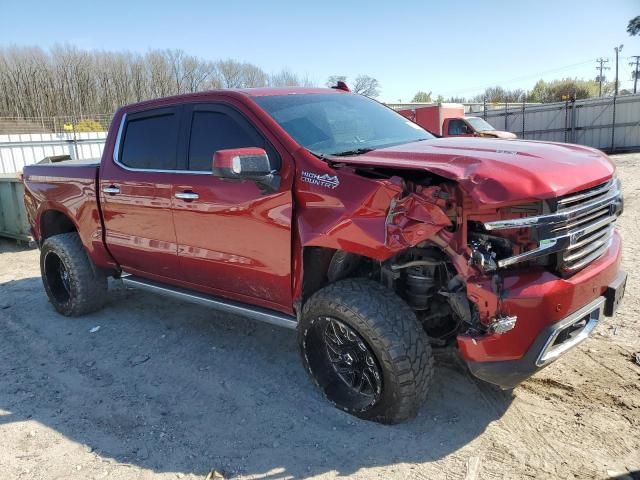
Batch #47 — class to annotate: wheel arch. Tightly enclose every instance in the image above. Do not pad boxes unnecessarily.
[300,246,373,302]
[39,208,78,242]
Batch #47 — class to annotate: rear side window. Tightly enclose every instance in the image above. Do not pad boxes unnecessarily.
[120,110,179,170]
[188,109,279,171]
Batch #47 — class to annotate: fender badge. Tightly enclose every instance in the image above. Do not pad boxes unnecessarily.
[301,171,340,189]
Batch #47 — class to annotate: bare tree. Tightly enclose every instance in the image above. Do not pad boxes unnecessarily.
[326,75,347,87]
[352,75,380,98]
[216,59,246,88]
[0,45,315,121]
[270,68,315,87]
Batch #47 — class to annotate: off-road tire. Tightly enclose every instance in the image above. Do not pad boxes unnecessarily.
[299,278,433,424]
[40,232,107,316]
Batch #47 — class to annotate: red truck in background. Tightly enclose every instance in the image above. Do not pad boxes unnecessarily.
[22,87,625,424]
[398,103,517,138]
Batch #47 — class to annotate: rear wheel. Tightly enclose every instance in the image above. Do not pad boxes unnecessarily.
[40,232,107,316]
[299,279,433,424]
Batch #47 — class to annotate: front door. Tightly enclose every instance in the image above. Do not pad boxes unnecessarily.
[171,102,293,311]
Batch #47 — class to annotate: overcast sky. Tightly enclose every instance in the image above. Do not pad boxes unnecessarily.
[1,0,638,101]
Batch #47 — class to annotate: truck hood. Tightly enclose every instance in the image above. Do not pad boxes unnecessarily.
[478,130,518,139]
[330,137,615,205]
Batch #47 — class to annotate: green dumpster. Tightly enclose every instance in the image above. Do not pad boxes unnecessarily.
[0,174,31,242]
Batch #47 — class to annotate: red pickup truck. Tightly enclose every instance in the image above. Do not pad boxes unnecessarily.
[23,87,626,424]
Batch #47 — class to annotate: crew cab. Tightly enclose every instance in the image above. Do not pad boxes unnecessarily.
[397,103,517,138]
[23,86,626,424]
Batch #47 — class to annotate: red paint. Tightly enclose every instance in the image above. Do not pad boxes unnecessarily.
[329,137,615,205]
[22,87,623,373]
[22,166,115,269]
[212,147,266,170]
[458,231,622,362]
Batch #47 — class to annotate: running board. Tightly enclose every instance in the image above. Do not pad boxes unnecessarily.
[121,275,297,330]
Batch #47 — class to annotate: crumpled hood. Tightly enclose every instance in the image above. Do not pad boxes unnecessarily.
[331,137,615,205]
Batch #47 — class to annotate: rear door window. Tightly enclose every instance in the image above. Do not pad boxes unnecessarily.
[119,108,179,170]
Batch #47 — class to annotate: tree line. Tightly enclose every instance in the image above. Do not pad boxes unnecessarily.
[410,78,616,105]
[0,45,316,120]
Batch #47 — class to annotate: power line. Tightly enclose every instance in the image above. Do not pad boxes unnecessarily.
[440,58,599,97]
[595,58,610,96]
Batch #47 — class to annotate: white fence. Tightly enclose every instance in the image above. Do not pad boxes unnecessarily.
[0,132,107,174]
[477,94,640,152]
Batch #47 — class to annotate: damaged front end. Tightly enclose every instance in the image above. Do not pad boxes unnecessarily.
[378,172,624,383]
[297,153,624,388]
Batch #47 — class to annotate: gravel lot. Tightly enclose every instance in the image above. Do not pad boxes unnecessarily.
[1,154,639,480]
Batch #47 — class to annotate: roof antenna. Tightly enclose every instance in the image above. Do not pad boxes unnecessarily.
[331,81,350,92]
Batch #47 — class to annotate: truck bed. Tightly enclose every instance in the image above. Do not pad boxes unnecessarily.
[22,160,114,267]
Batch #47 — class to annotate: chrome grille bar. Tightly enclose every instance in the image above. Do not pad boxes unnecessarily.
[484,178,621,231]
[556,179,614,209]
[484,178,622,273]
[563,238,613,272]
[566,225,613,251]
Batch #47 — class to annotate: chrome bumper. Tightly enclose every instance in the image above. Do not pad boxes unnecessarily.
[535,296,604,367]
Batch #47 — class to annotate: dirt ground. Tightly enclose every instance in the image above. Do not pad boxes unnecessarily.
[1,154,639,480]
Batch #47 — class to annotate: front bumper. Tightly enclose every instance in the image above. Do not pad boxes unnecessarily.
[458,230,625,389]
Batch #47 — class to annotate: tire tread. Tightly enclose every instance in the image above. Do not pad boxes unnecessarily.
[300,278,433,424]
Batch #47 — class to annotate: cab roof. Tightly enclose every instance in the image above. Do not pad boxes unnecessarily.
[118,87,345,113]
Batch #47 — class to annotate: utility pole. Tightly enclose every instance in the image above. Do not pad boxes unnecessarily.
[614,45,623,96]
[630,55,640,94]
[595,57,610,96]
[612,44,624,152]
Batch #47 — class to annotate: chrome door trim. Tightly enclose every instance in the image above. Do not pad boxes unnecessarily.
[112,113,212,175]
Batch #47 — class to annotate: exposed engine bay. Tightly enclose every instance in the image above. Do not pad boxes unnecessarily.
[381,246,475,345]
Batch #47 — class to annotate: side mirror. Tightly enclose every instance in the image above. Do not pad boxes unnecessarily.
[212,148,280,191]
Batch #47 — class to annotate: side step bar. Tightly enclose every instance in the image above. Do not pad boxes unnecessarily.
[121,275,298,330]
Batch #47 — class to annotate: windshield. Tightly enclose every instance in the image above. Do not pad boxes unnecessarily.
[253,93,434,156]
[465,117,495,132]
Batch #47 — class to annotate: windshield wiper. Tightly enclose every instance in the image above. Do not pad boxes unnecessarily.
[330,147,375,157]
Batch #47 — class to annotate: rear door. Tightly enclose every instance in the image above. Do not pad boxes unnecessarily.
[99,106,183,280]
[171,102,293,311]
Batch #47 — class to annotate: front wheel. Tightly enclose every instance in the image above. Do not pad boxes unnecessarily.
[40,232,107,316]
[299,279,433,424]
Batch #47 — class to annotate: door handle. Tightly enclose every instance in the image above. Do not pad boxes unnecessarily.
[102,185,120,195]
[175,191,199,201]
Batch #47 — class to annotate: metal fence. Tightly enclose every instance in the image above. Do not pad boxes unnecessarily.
[0,114,113,135]
[477,94,640,152]
[0,114,113,174]
[0,131,107,174]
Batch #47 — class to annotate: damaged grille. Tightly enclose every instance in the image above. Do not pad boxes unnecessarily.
[483,178,623,275]
[553,180,620,273]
